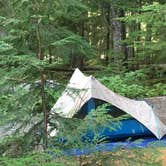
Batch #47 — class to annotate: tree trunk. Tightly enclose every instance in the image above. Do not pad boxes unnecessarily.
[126,15,136,70]
[70,52,84,69]
[70,21,85,69]
[110,5,121,54]
[40,74,47,149]
[145,1,152,65]
[36,19,47,149]
[105,5,110,65]
[121,9,128,67]
[110,3,127,64]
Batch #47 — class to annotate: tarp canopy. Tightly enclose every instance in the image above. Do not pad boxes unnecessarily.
[51,68,166,139]
[0,116,42,142]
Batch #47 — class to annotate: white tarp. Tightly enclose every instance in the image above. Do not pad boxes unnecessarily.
[51,68,166,139]
[0,116,42,141]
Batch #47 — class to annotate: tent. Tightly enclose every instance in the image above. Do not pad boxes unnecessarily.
[51,68,166,139]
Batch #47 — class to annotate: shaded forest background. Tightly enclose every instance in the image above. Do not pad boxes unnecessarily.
[0,0,166,70]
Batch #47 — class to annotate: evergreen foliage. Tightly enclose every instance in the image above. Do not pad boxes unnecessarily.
[99,69,166,98]
[0,0,165,164]
[122,2,166,64]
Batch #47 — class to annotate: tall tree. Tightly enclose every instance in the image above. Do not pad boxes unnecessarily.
[0,0,94,149]
[123,2,166,66]
[109,1,127,64]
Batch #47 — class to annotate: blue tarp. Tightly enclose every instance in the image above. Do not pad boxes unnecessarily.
[51,98,166,156]
[79,98,154,141]
[83,119,153,142]
[64,136,166,156]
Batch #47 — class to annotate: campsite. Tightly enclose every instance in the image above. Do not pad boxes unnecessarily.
[0,1,166,166]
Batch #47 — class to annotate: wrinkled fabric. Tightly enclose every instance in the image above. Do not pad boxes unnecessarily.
[51,68,166,139]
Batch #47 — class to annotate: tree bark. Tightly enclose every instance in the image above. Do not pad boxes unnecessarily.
[110,3,127,64]
[105,5,110,65]
[36,18,47,149]
[110,5,121,53]
[70,51,84,69]
[70,21,85,69]
[121,9,128,67]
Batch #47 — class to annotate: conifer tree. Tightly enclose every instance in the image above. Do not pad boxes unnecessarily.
[0,0,94,149]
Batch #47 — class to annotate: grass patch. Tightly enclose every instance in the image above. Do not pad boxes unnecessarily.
[0,147,164,166]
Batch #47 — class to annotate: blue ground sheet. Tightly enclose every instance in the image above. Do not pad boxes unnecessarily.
[63,136,166,156]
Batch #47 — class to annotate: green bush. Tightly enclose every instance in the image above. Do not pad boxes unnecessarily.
[99,70,165,98]
[0,153,66,166]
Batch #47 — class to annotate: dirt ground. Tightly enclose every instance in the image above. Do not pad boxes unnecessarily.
[161,149,166,166]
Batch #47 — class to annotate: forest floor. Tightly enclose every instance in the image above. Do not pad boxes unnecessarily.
[72,147,166,166]
[0,147,166,166]
[160,149,166,166]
